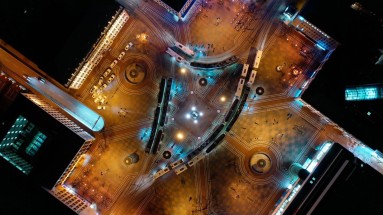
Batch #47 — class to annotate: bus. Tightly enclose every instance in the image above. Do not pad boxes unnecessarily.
[248,69,257,84]
[170,158,184,169]
[187,153,205,167]
[175,41,195,57]
[153,167,170,180]
[235,78,245,97]
[241,64,250,78]
[174,164,188,175]
[253,50,263,69]
[166,48,188,64]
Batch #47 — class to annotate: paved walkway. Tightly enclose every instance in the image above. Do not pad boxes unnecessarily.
[59,0,383,214]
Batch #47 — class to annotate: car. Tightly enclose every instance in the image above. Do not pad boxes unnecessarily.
[103,68,112,77]
[124,42,133,51]
[101,83,107,90]
[97,76,104,86]
[98,96,107,105]
[107,73,116,84]
[38,77,46,83]
[110,59,118,68]
[97,105,106,110]
[117,51,125,60]
[90,85,98,94]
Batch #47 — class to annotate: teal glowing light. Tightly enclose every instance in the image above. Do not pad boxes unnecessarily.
[25,132,46,156]
[345,86,382,101]
[0,115,40,175]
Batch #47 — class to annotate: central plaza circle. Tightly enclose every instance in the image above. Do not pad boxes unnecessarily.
[185,106,203,124]
[250,152,272,174]
[125,63,146,85]
[191,110,200,119]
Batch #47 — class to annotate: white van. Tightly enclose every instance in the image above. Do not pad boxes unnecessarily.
[125,42,133,51]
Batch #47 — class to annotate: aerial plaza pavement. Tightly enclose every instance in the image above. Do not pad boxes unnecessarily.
[51,0,383,214]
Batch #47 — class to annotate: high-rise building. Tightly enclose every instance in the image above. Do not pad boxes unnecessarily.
[0,42,102,215]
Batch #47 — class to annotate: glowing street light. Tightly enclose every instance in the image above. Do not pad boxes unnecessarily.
[180,68,187,74]
[220,96,226,102]
[176,132,185,140]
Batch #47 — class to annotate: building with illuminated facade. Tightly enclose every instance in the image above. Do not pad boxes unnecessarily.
[66,8,129,89]
[345,84,383,101]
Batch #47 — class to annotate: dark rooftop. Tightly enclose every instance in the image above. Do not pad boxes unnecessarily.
[0,0,120,86]
[301,0,383,151]
[300,0,383,47]
[284,143,383,214]
[161,0,189,12]
[0,94,84,188]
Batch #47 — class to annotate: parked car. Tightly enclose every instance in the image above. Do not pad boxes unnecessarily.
[124,42,133,51]
[107,73,116,84]
[101,83,108,90]
[103,68,112,77]
[98,76,104,86]
[90,85,98,94]
[110,59,118,68]
[117,51,126,60]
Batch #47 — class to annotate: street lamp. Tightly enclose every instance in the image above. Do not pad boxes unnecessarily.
[176,131,185,140]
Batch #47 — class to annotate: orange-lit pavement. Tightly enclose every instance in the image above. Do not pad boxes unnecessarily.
[57,0,380,214]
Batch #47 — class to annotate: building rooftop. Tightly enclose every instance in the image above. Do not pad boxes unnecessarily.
[284,142,383,214]
[0,0,120,85]
[161,0,188,12]
[0,94,84,188]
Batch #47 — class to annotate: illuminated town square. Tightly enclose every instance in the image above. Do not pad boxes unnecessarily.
[0,0,383,214]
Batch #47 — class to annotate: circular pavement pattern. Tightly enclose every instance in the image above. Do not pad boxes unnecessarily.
[250,152,272,174]
[125,63,147,85]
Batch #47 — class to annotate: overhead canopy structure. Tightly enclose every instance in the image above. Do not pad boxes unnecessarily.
[27,77,104,132]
